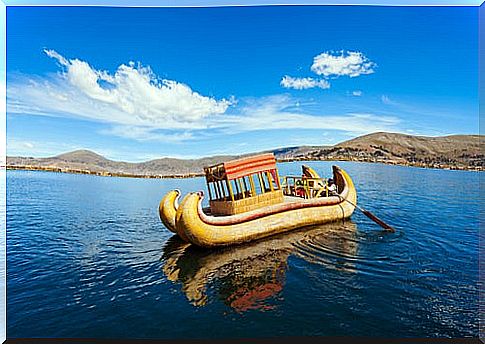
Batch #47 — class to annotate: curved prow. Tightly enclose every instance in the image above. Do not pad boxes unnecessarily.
[302,165,321,179]
[159,189,181,233]
[333,165,354,195]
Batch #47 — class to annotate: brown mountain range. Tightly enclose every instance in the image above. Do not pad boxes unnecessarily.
[6,132,483,177]
[284,132,483,168]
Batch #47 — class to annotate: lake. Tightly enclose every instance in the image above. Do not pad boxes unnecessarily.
[6,161,480,338]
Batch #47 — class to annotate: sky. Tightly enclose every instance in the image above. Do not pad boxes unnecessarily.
[6,5,479,161]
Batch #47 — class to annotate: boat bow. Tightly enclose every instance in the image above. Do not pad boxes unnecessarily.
[159,189,181,233]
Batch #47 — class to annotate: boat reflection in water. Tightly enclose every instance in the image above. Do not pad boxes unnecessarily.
[161,221,359,312]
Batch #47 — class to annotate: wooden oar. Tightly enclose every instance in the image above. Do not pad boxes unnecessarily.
[332,192,396,232]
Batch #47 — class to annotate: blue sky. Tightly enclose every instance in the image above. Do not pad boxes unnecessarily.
[6,5,478,161]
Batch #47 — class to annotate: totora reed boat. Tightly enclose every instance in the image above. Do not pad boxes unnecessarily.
[159,153,357,247]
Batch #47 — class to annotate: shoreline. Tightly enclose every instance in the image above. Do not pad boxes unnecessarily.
[5,157,482,179]
[5,165,204,179]
[276,157,483,171]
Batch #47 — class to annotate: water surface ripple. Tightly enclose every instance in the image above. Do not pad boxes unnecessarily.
[7,162,479,338]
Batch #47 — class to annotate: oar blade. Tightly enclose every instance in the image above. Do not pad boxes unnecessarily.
[362,210,396,232]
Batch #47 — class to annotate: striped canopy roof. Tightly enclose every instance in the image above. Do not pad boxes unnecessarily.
[205,153,277,181]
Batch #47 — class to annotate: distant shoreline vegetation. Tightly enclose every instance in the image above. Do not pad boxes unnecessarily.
[5,165,205,179]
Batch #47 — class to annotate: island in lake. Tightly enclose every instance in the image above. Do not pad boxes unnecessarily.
[6,132,483,178]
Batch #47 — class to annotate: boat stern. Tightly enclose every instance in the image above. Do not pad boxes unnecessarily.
[332,165,357,214]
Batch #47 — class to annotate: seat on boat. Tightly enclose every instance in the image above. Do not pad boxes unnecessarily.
[281,169,335,199]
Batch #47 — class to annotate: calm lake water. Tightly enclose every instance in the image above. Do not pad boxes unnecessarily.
[6,161,480,338]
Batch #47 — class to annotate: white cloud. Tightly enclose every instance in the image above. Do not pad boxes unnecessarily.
[280,75,330,90]
[311,51,376,78]
[101,126,194,142]
[44,49,69,66]
[352,90,362,96]
[280,50,375,92]
[216,95,400,135]
[8,49,232,131]
[8,51,398,145]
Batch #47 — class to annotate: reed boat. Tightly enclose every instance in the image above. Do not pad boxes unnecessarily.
[159,153,357,247]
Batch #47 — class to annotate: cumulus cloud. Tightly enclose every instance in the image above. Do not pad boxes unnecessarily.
[7,50,397,143]
[280,75,330,90]
[6,50,237,141]
[311,51,376,78]
[352,90,362,96]
[14,50,232,126]
[280,50,375,92]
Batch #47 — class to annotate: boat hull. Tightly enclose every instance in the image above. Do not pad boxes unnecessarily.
[160,166,357,248]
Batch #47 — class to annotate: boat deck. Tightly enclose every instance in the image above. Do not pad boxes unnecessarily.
[203,195,328,216]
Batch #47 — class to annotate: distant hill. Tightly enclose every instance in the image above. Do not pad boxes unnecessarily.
[338,132,482,158]
[7,150,239,176]
[271,145,331,159]
[55,150,109,165]
[6,132,483,177]
[300,132,483,168]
